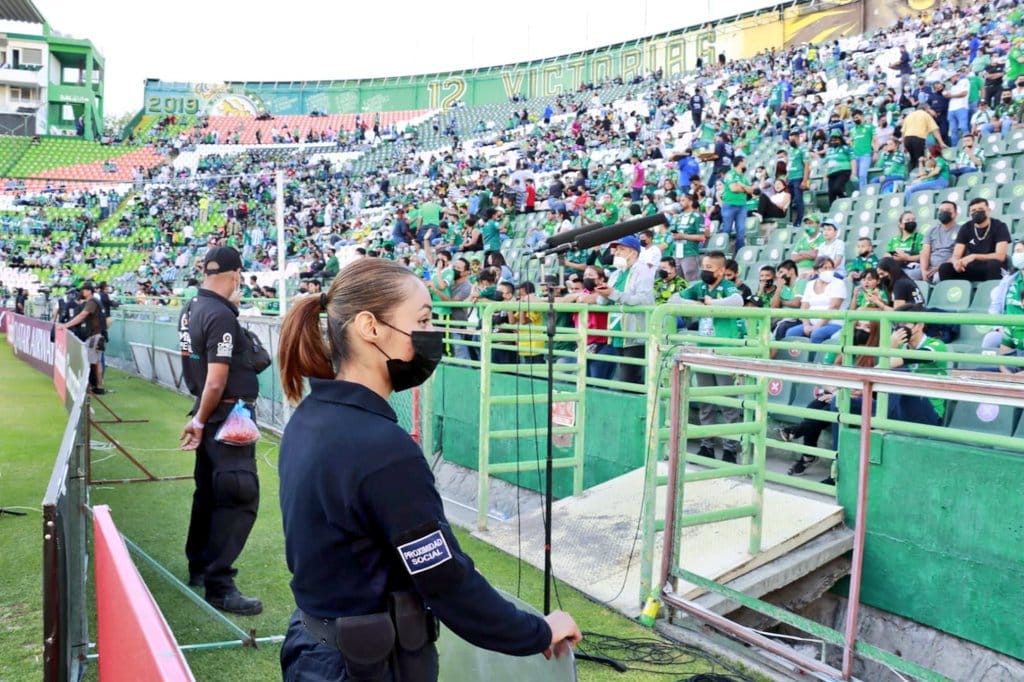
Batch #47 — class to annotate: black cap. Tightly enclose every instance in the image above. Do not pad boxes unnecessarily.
[80,281,96,292]
[202,246,242,275]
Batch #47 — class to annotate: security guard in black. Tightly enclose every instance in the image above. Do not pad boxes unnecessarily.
[279,379,553,678]
[276,258,580,681]
[178,246,262,616]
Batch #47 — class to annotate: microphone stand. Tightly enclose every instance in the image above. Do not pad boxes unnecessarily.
[532,246,625,674]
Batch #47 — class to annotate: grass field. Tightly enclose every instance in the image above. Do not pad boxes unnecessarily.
[0,340,763,682]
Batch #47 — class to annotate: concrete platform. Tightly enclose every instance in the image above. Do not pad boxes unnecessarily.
[473,464,845,618]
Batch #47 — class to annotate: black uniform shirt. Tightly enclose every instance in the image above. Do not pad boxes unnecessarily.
[279,378,552,657]
[178,289,259,416]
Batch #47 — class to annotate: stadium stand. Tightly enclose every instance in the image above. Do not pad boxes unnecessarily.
[1,1,1022,338]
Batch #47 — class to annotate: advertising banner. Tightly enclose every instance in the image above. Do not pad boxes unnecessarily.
[143,0,863,116]
[52,327,88,409]
[8,313,54,376]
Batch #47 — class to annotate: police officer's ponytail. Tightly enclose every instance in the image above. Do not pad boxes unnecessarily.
[278,258,419,404]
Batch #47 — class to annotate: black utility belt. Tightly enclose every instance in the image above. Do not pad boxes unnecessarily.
[301,593,438,671]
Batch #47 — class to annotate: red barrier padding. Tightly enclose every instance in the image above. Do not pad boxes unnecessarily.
[92,505,194,682]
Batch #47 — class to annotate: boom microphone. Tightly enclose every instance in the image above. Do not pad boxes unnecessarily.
[530,220,604,253]
[572,213,669,251]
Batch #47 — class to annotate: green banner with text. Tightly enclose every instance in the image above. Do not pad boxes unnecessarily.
[143,0,862,116]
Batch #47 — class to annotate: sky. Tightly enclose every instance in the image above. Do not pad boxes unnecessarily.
[32,0,778,117]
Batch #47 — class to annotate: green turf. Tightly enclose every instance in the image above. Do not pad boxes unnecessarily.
[0,341,68,676]
[0,340,763,681]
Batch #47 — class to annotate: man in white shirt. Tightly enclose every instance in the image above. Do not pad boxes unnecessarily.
[637,230,663,272]
[946,69,971,147]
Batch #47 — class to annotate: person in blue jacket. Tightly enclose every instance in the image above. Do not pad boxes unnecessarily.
[276,257,581,681]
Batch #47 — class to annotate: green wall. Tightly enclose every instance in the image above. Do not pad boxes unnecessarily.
[428,365,647,498]
[837,429,1024,661]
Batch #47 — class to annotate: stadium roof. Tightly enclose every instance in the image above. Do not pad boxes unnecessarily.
[0,0,44,25]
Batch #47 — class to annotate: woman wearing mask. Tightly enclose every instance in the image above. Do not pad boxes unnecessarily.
[886,211,924,280]
[873,256,925,310]
[276,259,581,680]
[784,257,847,343]
[564,265,614,379]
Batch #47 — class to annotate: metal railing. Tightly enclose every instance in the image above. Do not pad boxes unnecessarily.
[657,352,1024,682]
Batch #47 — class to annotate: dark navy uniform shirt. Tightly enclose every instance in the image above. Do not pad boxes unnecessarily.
[279,378,552,657]
[178,289,259,416]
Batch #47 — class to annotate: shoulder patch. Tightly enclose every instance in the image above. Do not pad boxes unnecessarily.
[216,332,233,358]
[397,530,452,575]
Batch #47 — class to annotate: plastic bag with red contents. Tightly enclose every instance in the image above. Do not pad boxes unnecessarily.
[214,402,261,446]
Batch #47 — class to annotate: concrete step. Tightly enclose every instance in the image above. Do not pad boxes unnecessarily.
[680,526,855,620]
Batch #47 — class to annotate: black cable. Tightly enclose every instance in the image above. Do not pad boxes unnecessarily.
[512,255,529,600]
[576,632,755,682]
[585,347,682,608]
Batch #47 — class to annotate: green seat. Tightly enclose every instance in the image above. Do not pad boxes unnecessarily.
[990,169,1017,188]
[768,227,794,246]
[909,189,937,209]
[830,198,853,215]
[971,280,1001,312]
[947,401,1018,438]
[971,183,999,201]
[707,232,730,251]
[914,280,930,303]
[762,245,787,262]
[736,245,760,267]
[928,280,971,312]
[957,172,984,190]
[913,204,934,223]
[999,181,1024,200]
[988,157,1013,174]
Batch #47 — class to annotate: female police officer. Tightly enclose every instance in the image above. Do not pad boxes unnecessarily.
[277,258,581,681]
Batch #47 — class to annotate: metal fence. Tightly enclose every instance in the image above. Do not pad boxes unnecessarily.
[40,334,90,682]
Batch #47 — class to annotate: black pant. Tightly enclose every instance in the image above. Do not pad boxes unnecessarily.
[615,345,645,384]
[904,136,926,172]
[984,81,1002,108]
[786,398,832,447]
[758,193,788,220]
[186,421,259,597]
[774,319,803,341]
[937,258,1003,283]
[281,609,439,682]
[827,171,851,205]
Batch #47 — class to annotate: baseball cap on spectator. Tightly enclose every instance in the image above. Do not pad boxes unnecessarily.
[203,246,243,275]
[80,281,96,292]
[804,213,822,225]
[610,235,642,252]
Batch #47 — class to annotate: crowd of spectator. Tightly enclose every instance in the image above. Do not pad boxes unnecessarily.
[2,2,1024,469]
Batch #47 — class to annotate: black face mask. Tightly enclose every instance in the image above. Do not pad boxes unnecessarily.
[903,221,917,233]
[937,210,953,224]
[659,269,671,280]
[700,269,716,285]
[582,277,597,291]
[971,210,987,225]
[781,274,792,285]
[375,320,444,392]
